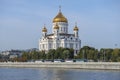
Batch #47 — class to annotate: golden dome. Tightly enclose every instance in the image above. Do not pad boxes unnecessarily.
[53,11,68,23]
[42,26,47,32]
[54,23,59,29]
[74,26,79,31]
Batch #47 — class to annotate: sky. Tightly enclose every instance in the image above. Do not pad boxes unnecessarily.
[0,0,120,51]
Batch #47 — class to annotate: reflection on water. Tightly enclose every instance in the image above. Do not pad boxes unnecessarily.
[0,67,120,80]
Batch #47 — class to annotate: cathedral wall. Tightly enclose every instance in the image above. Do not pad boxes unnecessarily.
[52,22,68,34]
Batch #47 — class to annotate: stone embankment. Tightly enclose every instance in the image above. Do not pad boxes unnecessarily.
[0,62,120,70]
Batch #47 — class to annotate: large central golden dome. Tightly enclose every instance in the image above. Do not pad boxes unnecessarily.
[53,11,68,23]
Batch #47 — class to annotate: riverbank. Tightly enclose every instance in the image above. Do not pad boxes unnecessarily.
[0,62,120,70]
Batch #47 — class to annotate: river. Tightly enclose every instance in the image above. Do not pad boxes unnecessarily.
[0,67,120,80]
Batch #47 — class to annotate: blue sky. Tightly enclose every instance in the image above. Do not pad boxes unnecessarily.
[0,0,120,51]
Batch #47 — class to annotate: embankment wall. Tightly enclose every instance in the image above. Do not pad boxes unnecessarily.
[0,62,120,70]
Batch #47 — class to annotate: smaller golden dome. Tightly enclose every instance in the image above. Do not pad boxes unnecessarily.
[54,23,59,29]
[74,26,79,31]
[42,26,47,32]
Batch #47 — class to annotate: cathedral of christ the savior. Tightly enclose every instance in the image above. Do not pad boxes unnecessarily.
[39,7,81,55]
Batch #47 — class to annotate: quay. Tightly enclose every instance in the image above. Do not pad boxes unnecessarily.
[0,62,120,70]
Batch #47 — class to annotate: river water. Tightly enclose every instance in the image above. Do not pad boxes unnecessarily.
[0,67,120,80]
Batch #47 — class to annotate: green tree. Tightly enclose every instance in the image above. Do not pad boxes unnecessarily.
[22,52,29,60]
[77,46,97,61]
[62,50,70,59]
[47,49,55,59]
[21,47,120,62]
[111,49,120,62]
[0,54,2,59]
[69,48,74,59]
[54,47,64,59]
[104,49,113,62]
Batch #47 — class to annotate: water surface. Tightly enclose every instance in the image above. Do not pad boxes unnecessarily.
[0,67,120,80]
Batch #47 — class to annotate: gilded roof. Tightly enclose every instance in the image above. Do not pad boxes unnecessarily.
[74,26,79,31]
[54,23,59,29]
[42,26,47,32]
[53,12,68,23]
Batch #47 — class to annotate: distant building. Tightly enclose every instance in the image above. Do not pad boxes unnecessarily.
[1,51,10,56]
[25,48,39,52]
[39,7,81,55]
[1,50,23,58]
[9,54,18,59]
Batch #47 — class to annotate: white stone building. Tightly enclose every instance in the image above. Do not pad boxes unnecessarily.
[39,8,81,55]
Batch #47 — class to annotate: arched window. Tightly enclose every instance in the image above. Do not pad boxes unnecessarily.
[76,44,77,48]
[64,27,65,32]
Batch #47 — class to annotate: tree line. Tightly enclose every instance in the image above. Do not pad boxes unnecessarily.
[21,46,120,62]
[77,46,120,62]
[0,46,120,62]
[21,47,74,62]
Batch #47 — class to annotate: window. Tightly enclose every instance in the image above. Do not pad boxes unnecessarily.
[70,43,73,48]
[65,43,67,47]
[46,44,47,48]
[77,32,78,37]
[62,43,63,47]
[61,27,62,31]
[49,43,51,49]
[40,44,41,49]
[43,44,44,49]
[76,44,77,48]
[57,43,59,47]
[54,44,55,48]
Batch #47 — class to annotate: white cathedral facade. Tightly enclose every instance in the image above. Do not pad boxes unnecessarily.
[39,8,81,55]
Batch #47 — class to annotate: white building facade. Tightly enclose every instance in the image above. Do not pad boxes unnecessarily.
[39,8,81,55]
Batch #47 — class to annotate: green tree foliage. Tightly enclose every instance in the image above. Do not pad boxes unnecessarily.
[88,47,119,62]
[54,47,64,59]
[77,46,120,62]
[111,49,120,62]
[22,51,46,61]
[77,46,98,61]
[21,47,74,61]
[0,54,2,59]
[69,48,74,59]
[62,50,70,59]
[21,46,120,62]
[47,49,55,59]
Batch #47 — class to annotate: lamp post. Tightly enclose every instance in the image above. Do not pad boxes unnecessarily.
[102,49,104,62]
[115,44,117,48]
[82,50,84,60]
[103,50,106,62]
